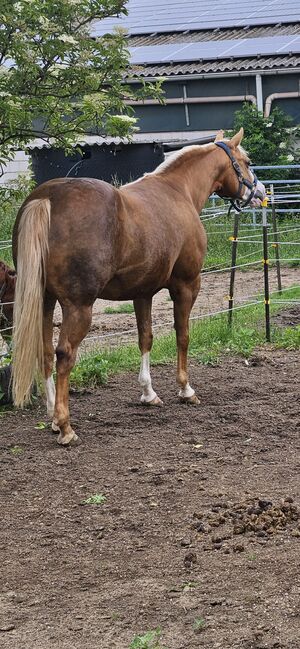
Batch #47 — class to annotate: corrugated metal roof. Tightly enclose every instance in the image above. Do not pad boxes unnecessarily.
[129,23,300,47]
[130,54,300,77]
[28,131,215,149]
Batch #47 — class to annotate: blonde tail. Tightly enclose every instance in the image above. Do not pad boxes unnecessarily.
[12,198,51,407]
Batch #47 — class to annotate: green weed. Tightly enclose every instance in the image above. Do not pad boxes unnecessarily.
[181,581,199,592]
[9,445,23,455]
[82,493,106,505]
[71,354,109,387]
[248,553,257,561]
[193,617,206,633]
[130,628,166,649]
[104,303,134,314]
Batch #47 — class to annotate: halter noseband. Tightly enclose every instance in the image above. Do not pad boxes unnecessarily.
[215,141,258,213]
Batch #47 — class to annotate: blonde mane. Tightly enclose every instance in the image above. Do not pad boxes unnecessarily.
[151,143,216,175]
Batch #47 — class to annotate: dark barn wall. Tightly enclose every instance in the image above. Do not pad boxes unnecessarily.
[132,73,300,131]
[31,143,164,186]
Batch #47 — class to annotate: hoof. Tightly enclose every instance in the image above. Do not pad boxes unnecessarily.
[141,395,164,407]
[180,394,200,405]
[57,430,80,446]
[51,421,60,434]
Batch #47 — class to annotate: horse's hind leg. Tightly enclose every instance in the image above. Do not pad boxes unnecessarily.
[134,297,162,406]
[43,294,56,423]
[53,304,92,445]
[169,276,200,404]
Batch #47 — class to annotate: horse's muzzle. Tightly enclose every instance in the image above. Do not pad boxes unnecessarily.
[249,180,266,207]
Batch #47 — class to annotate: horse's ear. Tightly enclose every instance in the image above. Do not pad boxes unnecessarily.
[229,127,244,148]
[214,130,224,142]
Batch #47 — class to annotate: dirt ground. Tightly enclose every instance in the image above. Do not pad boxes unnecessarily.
[1,335,300,648]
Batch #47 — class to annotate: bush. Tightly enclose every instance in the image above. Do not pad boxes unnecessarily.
[0,175,34,265]
[230,103,300,180]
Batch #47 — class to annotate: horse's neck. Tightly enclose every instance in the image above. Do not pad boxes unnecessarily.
[161,148,225,213]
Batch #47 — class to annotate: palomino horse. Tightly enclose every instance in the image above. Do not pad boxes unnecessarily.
[12,128,265,445]
[0,260,16,341]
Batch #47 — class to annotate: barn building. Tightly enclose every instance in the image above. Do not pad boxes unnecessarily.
[4,0,300,185]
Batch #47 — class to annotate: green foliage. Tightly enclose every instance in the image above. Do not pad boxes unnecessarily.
[0,175,34,265]
[82,493,106,505]
[231,103,300,179]
[130,628,166,649]
[274,324,300,350]
[71,352,109,387]
[104,303,134,314]
[0,0,162,172]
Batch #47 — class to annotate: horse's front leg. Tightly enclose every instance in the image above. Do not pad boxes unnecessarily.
[133,297,163,406]
[169,276,200,404]
[53,304,92,445]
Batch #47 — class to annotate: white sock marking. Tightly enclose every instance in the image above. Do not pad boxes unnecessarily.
[179,383,195,398]
[139,352,157,403]
[45,376,56,417]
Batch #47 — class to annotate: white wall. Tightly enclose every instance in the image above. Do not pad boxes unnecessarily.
[0,150,30,185]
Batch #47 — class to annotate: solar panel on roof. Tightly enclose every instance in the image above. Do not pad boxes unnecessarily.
[130,35,300,64]
[91,0,300,36]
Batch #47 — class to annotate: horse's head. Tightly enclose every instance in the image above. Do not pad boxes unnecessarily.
[214,128,266,210]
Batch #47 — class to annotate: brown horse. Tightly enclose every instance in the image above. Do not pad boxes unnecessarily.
[0,260,16,341]
[12,128,265,445]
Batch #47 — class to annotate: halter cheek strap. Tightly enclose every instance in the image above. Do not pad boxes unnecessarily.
[215,141,258,212]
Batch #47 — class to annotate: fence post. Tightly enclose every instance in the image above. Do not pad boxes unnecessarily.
[270,184,282,294]
[262,198,271,342]
[228,210,240,328]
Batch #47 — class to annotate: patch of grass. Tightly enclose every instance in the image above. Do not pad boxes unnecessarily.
[70,287,300,388]
[274,324,300,350]
[130,628,166,649]
[204,214,300,270]
[248,553,257,561]
[82,493,106,505]
[71,354,109,387]
[9,445,23,455]
[181,581,199,592]
[104,303,134,314]
[193,617,206,633]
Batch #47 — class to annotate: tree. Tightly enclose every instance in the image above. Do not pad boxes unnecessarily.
[231,103,300,179]
[0,0,161,175]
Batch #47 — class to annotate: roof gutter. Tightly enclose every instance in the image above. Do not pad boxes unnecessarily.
[264,90,300,116]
